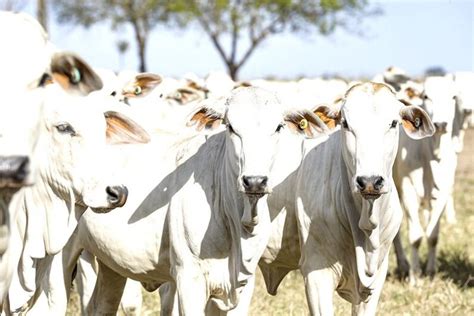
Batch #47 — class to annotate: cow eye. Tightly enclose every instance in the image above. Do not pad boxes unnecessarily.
[110,91,117,97]
[275,123,284,133]
[390,120,398,129]
[134,86,142,96]
[56,123,76,135]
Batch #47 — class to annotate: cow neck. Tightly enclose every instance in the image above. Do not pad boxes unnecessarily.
[210,137,271,311]
[21,167,86,258]
[339,156,391,291]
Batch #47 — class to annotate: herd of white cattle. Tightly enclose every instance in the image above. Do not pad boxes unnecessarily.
[0,11,472,316]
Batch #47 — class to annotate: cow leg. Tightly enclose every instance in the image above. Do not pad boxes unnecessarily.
[159,282,179,316]
[424,188,449,278]
[426,219,440,278]
[351,256,389,316]
[119,279,143,316]
[87,260,126,315]
[175,267,208,315]
[76,250,98,315]
[393,231,409,279]
[303,268,335,316]
[398,182,423,285]
[444,193,457,225]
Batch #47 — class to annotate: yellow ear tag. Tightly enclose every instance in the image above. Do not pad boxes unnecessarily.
[299,118,308,130]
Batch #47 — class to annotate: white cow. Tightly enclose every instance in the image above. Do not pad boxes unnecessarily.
[259,82,434,315]
[452,72,474,153]
[35,87,328,315]
[5,52,150,314]
[441,71,474,224]
[0,11,54,305]
[393,75,457,283]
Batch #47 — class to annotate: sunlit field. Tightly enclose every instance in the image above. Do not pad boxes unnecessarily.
[68,130,474,315]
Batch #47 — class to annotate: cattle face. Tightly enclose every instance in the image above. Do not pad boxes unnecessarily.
[0,11,52,255]
[315,82,434,200]
[190,87,327,194]
[39,85,149,212]
[421,76,457,158]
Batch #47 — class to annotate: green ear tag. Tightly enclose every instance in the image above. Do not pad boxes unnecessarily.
[71,67,81,84]
[414,117,421,128]
[134,86,142,96]
[299,118,308,130]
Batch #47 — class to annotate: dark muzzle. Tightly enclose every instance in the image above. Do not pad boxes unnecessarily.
[356,176,386,200]
[0,156,30,189]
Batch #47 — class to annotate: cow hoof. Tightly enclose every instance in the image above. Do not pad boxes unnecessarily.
[395,259,410,281]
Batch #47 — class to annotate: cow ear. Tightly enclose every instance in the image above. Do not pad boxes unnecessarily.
[186,106,224,131]
[104,111,151,145]
[399,105,435,139]
[284,109,328,138]
[170,88,202,105]
[50,52,103,95]
[122,73,162,98]
[313,105,341,130]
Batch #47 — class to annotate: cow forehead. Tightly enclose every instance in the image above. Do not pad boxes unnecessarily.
[343,82,400,122]
[226,88,284,131]
[424,76,455,98]
[43,86,106,130]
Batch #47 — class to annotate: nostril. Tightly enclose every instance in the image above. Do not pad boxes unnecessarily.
[356,176,366,190]
[242,176,250,189]
[14,157,29,182]
[106,185,128,207]
[242,176,268,193]
[373,176,385,191]
[259,176,268,188]
[106,186,119,203]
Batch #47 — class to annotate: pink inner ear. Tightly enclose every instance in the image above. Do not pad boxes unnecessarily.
[105,111,150,145]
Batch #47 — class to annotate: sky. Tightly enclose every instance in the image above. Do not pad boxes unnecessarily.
[18,0,474,80]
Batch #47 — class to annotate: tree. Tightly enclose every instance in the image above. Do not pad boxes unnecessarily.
[53,0,175,72]
[37,0,48,31]
[176,0,375,79]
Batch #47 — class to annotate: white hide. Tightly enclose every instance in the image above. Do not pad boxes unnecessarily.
[0,11,53,304]
[260,82,434,316]
[393,75,459,283]
[43,87,327,315]
[6,79,149,314]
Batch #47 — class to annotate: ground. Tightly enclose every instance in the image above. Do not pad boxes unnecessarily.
[68,129,474,315]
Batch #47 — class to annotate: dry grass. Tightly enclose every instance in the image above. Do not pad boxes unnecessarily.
[69,130,474,315]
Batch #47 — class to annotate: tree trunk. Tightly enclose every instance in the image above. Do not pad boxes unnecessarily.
[37,0,47,31]
[227,62,239,81]
[137,36,147,72]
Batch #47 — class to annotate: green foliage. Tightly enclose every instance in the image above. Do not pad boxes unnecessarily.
[171,0,374,79]
[54,0,175,29]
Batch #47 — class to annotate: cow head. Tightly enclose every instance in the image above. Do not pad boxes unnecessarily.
[0,11,52,255]
[315,82,434,200]
[420,75,457,158]
[41,54,150,212]
[188,87,327,228]
[29,53,150,255]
